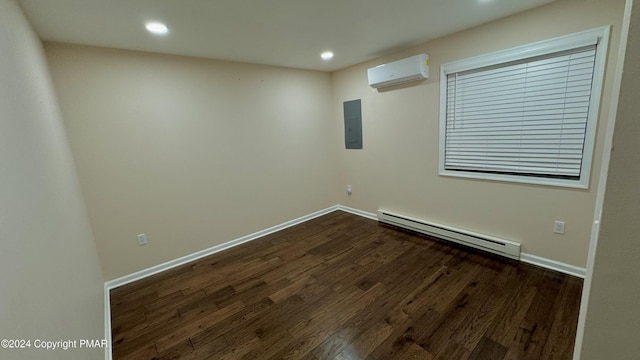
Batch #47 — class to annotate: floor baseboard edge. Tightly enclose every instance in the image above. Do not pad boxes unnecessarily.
[102,203,585,357]
[337,205,587,279]
[104,205,340,291]
[336,205,377,220]
[520,252,586,278]
[103,205,340,357]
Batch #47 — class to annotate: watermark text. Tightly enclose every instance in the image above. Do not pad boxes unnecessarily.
[1,338,108,351]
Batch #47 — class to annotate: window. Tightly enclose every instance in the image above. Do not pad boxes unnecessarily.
[439,27,609,188]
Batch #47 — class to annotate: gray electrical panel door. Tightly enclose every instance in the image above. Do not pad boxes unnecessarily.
[343,99,362,149]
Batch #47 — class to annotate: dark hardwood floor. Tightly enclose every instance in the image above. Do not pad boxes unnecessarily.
[110,211,583,360]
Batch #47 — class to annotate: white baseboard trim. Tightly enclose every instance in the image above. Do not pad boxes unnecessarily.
[335,205,587,279]
[102,203,585,358]
[520,252,586,278]
[336,205,377,220]
[104,205,339,290]
[103,205,340,358]
[104,204,586,288]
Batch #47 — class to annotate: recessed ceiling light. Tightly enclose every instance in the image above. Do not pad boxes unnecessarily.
[321,51,334,60]
[145,22,169,35]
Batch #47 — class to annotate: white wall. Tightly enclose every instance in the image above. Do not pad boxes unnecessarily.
[45,44,339,280]
[579,0,640,358]
[44,0,626,282]
[0,0,104,359]
[331,0,625,268]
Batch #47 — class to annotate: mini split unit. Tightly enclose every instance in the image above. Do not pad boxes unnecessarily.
[367,54,429,89]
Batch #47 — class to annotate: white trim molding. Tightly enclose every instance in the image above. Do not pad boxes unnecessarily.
[336,206,586,278]
[335,205,586,277]
[439,26,610,189]
[103,203,586,359]
[520,252,586,278]
[336,205,377,220]
[105,205,339,290]
[103,204,339,359]
[573,1,635,358]
[102,204,586,289]
[104,283,112,360]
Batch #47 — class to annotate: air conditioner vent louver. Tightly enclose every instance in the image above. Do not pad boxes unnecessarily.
[367,54,429,89]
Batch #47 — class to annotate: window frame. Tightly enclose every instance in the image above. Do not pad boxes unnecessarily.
[438,26,610,189]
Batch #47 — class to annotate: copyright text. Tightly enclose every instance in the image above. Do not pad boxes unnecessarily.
[1,339,108,350]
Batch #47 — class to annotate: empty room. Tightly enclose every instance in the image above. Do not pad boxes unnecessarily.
[2,0,639,359]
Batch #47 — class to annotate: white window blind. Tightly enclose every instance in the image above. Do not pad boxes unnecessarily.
[444,45,597,179]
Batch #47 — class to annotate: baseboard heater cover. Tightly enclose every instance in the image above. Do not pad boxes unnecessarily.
[377,209,521,260]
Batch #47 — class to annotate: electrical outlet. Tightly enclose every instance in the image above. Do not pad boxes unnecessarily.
[137,233,148,245]
[347,185,352,195]
[554,221,565,234]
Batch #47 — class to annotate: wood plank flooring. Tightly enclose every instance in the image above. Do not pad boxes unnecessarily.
[110,211,583,360]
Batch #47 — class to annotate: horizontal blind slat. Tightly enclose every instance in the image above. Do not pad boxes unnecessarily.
[444,45,596,178]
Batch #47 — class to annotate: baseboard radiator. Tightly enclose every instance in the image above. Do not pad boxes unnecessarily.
[377,209,521,260]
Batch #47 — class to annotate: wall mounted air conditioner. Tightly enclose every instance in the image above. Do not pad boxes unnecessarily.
[367,54,429,89]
